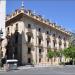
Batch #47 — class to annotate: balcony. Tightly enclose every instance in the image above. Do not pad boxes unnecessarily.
[26,41,33,47]
[39,53,43,58]
[59,47,62,50]
[26,28,33,37]
[38,43,43,48]
[54,47,57,50]
[7,31,10,36]
[28,28,32,32]
[53,39,57,44]
[6,34,11,39]
[47,45,51,49]
[46,35,50,41]
[53,36,56,40]
[64,42,66,47]
[59,40,62,45]
[38,32,43,40]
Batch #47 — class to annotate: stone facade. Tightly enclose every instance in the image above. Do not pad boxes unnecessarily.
[5,8,71,65]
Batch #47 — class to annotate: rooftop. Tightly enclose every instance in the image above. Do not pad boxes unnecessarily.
[6,7,71,36]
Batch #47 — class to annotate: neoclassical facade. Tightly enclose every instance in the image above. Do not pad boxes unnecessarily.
[5,7,71,65]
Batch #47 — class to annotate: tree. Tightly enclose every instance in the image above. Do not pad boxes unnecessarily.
[55,50,63,62]
[63,45,75,65]
[48,50,63,64]
[47,50,54,59]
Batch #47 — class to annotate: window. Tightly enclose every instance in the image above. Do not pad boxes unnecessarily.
[53,34,55,37]
[15,33,18,43]
[59,36,61,39]
[47,49,49,53]
[38,38,41,44]
[39,58,41,62]
[28,58,31,63]
[7,27,9,34]
[64,37,66,41]
[59,40,62,46]
[28,47,31,54]
[7,27,9,31]
[54,57,56,62]
[47,40,49,46]
[47,31,49,34]
[16,23,18,31]
[64,42,66,47]
[53,40,56,47]
[38,28,41,32]
[28,24,31,28]
[47,58,49,62]
[1,51,3,57]
[39,49,42,54]
[28,35,31,43]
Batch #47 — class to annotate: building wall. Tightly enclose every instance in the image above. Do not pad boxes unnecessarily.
[0,0,6,38]
[5,16,70,65]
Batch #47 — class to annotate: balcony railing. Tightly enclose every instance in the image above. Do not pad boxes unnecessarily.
[28,28,32,32]
[38,32,43,40]
[46,35,50,41]
[7,31,10,35]
[64,42,66,47]
[38,43,43,48]
[26,41,33,47]
[53,36,56,40]
[54,47,57,50]
[39,53,43,58]
[47,45,51,49]
[53,39,57,44]
[26,29,33,37]
[59,40,62,45]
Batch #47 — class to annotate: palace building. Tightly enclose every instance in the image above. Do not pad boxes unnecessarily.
[4,2,71,65]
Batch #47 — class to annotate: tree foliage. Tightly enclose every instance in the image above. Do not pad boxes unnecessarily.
[55,50,63,57]
[47,45,75,65]
[47,49,63,59]
[47,50,54,59]
[63,45,75,59]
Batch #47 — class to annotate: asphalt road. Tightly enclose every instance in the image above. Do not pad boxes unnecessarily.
[0,66,75,75]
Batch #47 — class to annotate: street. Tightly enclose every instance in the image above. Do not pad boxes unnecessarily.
[0,65,75,75]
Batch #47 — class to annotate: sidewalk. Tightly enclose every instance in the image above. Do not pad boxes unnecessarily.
[0,67,5,72]
[0,65,64,71]
[18,64,64,70]
[18,65,34,70]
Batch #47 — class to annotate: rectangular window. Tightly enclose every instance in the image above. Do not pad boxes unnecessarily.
[39,58,41,63]
[7,27,9,35]
[28,24,31,28]
[28,47,31,54]
[39,49,42,54]
[16,23,18,31]
[28,58,31,63]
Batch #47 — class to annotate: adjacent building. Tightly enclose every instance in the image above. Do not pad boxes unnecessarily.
[5,6,71,65]
[0,29,3,61]
[0,0,6,63]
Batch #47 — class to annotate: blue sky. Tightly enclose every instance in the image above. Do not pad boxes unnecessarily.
[6,0,75,33]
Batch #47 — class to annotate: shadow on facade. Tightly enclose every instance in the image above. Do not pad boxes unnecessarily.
[5,30,22,66]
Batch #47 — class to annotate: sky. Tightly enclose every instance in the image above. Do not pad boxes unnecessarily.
[6,0,75,33]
